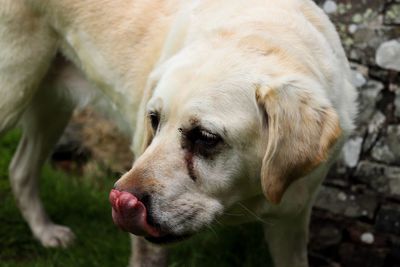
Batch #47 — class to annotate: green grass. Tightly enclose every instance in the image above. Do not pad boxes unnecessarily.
[0,131,271,267]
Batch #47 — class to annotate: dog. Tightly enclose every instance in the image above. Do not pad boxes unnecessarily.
[0,0,357,266]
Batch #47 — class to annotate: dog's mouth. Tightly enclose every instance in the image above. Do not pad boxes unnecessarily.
[109,189,162,238]
[145,233,192,244]
[109,189,193,243]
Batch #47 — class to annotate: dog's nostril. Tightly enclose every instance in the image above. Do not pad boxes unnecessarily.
[140,194,151,209]
[140,194,159,228]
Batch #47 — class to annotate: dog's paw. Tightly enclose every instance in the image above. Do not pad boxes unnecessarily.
[35,224,76,248]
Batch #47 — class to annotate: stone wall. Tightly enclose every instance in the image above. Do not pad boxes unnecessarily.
[310,1,400,266]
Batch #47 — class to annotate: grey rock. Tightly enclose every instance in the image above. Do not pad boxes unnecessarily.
[363,111,386,152]
[348,24,358,34]
[384,3,400,25]
[357,161,400,177]
[358,80,384,124]
[389,176,400,195]
[354,28,377,49]
[371,125,400,165]
[349,48,363,62]
[323,0,337,14]
[342,137,363,168]
[355,161,385,179]
[375,204,400,235]
[371,140,397,164]
[395,89,400,118]
[351,69,367,88]
[360,232,374,244]
[375,40,400,71]
[315,186,377,219]
[386,166,400,179]
[387,125,400,159]
[354,161,400,194]
[367,176,389,194]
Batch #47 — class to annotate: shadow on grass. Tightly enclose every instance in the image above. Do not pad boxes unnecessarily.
[0,131,272,267]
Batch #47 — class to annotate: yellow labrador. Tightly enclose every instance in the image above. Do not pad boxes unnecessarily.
[0,0,357,266]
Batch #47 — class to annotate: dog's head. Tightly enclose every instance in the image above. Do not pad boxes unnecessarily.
[109,40,342,244]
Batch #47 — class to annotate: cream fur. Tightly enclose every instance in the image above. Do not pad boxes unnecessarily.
[0,0,357,266]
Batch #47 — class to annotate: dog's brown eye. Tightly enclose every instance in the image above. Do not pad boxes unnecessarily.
[149,112,160,132]
[182,127,222,155]
[197,129,221,148]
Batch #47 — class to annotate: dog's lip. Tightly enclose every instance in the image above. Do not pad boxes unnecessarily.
[145,233,192,244]
[109,189,162,238]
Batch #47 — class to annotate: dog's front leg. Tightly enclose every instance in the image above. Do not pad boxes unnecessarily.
[129,235,168,267]
[263,207,311,267]
[9,70,77,248]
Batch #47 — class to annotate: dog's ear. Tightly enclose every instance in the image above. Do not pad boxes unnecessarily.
[255,83,341,204]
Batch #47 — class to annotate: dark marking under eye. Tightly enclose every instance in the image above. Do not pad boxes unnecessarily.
[184,151,197,181]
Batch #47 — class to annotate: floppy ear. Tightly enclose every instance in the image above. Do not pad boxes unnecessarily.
[256,84,342,204]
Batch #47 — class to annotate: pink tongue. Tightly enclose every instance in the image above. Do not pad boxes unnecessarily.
[109,189,161,237]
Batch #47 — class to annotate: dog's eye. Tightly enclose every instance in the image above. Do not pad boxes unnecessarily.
[197,129,221,148]
[183,127,222,153]
[149,111,160,132]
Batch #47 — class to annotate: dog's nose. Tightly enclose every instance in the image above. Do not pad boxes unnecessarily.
[113,171,142,194]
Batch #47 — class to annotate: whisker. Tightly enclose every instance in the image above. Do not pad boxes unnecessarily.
[214,218,224,226]
[222,212,245,217]
[206,224,219,239]
[237,202,272,225]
